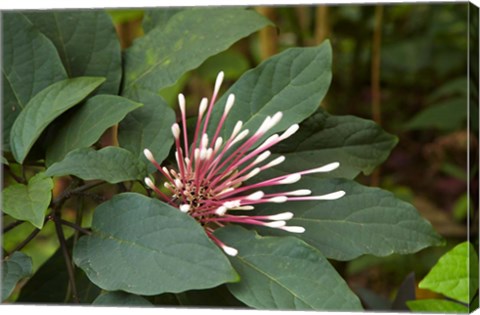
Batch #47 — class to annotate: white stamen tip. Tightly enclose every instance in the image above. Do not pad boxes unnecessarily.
[199,98,208,116]
[280,124,300,140]
[258,134,280,151]
[224,94,235,114]
[287,189,312,196]
[267,212,294,221]
[171,123,181,139]
[231,121,243,138]
[264,156,285,168]
[308,162,340,174]
[253,151,271,165]
[144,177,155,189]
[232,129,249,144]
[179,204,190,213]
[278,173,301,184]
[222,244,238,256]
[245,168,261,180]
[264,220,287,228]
[314,190,346,200]
[214,137,223,152]
[246,191,264,201]
[214,71,225,97]
[143,149,155,162]
[281,226,305,233]
[216,206,228,216]
[178,93,186,114]
[223,200,241,209]
[268,196,288,203]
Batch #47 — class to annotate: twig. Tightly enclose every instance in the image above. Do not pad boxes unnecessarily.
[7,228,41,256]
[58,218,91,236]
[4,166,26,184]
[3,220,25,233]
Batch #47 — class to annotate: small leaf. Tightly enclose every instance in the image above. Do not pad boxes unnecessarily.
[45,95,143,166]
[407,299,469,312]
[404,98,467,131]
[419,242,478,304]
[2,12,67,150]
[2,156,9,165]
[93,291,152,306]
[2,172,54,229]
[271,109,398,179]
[207,42,332,144]
[2,252,33,301]
[122,7,271,95]
[73,193,239,295]
[9,77,106,164]
[117,90,175,166]
[254,177,444,261]
[45,147,147,184]
[24,11,122,95]
[215,226,363,311]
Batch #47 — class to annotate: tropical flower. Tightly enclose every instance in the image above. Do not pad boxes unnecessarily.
[144,71,345,256]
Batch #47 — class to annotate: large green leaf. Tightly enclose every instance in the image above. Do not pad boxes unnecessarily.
[253,177,444,261]
[2,172,53,229]
[24,10,122,95]
[407,299,469,313]
[117,90,175,166]
[142,7,183,33]
[9,77,105,164]
[207,42,332,143]
[2,13,67,150]
[271,109,398,179]
[45,147,147,184]
[215,226,362,310]
[73,193,239,295]
[45,95,143,166]
[122,7,271,96]
[419,242,478,304]
[2,252,33,301]
[93,291,152,306]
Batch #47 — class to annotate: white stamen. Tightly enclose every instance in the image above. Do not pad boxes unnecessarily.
[269,112,283,128]
[178,93,186,115]
[174,178,183,188]
[199,148,207,160]
[264,220,286,228]
[144,177,155,189]
[310,190,346,200]
[143,149,155,163]
[216,206,228,216]
[267,212,294,221]
[304,162,340,174]
[256,116,272,135]
[164,182,172,189]
[214,137,223,152]
[244,167,261,180]
[257,134,280,151]
[162,167,169,174]
[199,97,208,117]
[221,244,238,257]
[268,196,288,203]
[231,121,243,139]
[214,71,225,97]
[281,226,305,233]
[232,206,255,210]
[201,133,209,149]
[171,123,181,139]
[278,173,301,184]
[223,200,241,209]
[231,129,249,145]
[179,204,190,213]
[194,148,200,161]
[286,189,312,196]
[263,156,285,169]
[184,157,191,166]
[253,151,271,165]
[206,148,213,160]
[246,191,264,201]
[218,187,234,196]
[280,124,300,140]
[224,94,235,115]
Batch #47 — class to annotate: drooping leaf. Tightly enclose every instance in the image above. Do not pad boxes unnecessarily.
[45,147,147,184]
[93,291,152,306]
[117,90,175,167]
[2,172,53,229]
[271,109,398,179]
[406,299,469,312]
[73,193,239,295]
[2,12,67,150]
[419,242,478,304]
[215,226,362,311]
[142,7,183,33]
[24,10,122,95]
[404,98,467,131]
[253,177,444,261]
[207,42,332,144]
[9,77,105,164]
[2,252,33,301]
[45,95,143,166]
[122,7,271,96]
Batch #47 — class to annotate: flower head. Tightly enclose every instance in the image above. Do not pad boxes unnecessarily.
[144,72,344,256]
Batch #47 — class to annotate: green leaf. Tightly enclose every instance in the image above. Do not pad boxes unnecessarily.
[404,98,467,131]
[2,252,33,301]
[45,147,147,184]
[254,177,444,261]
[9,77,105,164]
[24,11,122,95]
[207,42,332,144]
[117,90,175,166]
[142,7,182,33]
[93,291,152,306]
[73,193,239,295]
[2,13,67,150]
[45,95,143,166]
[2,172,54,229]
[2,156,9,165]
[271,109,398,179]
[215,226,362,310]
[407,299,469,312]
[122,7,271,95]
[419,242,478,304]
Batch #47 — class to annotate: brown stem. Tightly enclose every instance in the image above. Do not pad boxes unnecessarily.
[3,220,25,233]
[58,218,91,236]
[7,228,41,256]
[4,166,26,184]
[315,5,329,44]
[256,6,278,60]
